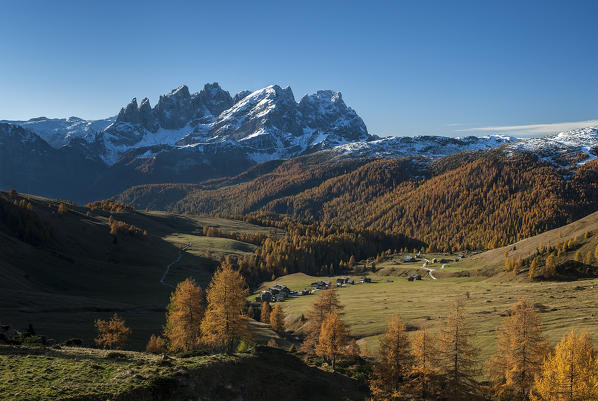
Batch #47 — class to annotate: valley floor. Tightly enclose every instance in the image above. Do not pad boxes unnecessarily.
[257,269,598,362]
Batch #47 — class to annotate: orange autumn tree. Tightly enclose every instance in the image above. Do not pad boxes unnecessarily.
[260,301,272,324]
[531,329,598,401]
[200,260,252,353]
[315,311,350,371]
[146,334,167,354]
[269,304,286,335]
[411,327,440,400]
[94,313,131,350]
[438,297,480,400]
[488,297,549,401]
[301,288,344,355]
[163,278,204,352]
[369,313,413,400]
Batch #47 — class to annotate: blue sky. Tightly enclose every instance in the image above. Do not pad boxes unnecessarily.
[1,0,597,137]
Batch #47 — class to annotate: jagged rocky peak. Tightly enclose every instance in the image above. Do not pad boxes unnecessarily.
[211,85,302,141]
[116,97,139,123]
[116,97,158,132]
[233,90,251,104]
[154,85,195,130]
[196,82,233,117]
[299,90,368,140]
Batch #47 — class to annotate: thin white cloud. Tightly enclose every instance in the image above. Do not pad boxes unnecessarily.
[457,120,598,137]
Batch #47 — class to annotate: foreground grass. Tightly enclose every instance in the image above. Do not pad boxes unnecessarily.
[0,345,365,401]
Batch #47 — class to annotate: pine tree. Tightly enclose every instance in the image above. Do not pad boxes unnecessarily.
[544,254,557,279]
[488,297,550,401]
[505,258,513,272]
[94,313,130,350]
[370,314,413,400]
[260,302,271,324]
[531,329,598,401]
[583,250,593,265]
[57,203,68,215]
[411,328,439,400]
[163,278,204,352]
[529,257,539,281]
[200,261,252,353]
[348,255,356,268]
[316,312,349,371]
[438,297,479,400]
[269,304,286,335]
[301,289,344,355]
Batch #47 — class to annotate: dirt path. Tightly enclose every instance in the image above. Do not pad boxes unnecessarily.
[160,243,191,288]
[421,259,437,280]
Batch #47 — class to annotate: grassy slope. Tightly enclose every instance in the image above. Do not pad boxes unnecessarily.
[253,209,598,367]
[0,192,282,349]
[0,345,366,401]
[460,208,598,275]
[258,273,598,366]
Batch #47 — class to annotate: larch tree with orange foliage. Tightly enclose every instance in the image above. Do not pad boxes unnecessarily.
[411,327,440,400]
[315,311,349,371]
[301,288,344,355]
[163,278,204,352]
[369,314,413,401]
[200,260,252,353]
[438,297,480,400]
[488,297,550,401]
[531,329,598,401]
[269,304,286,335]
[260,301,271,324]
[544,254,557,279]
[94,313,131,350]
[146,334,167,354]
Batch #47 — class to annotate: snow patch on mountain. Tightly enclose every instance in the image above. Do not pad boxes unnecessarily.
[505,126,598,167]
[327,134,519,160]
[1,116,115,148]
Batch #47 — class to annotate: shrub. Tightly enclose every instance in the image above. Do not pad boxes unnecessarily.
[146,334,167,354]
[62,338,83,347]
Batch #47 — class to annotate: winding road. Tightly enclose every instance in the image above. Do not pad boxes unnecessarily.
[160,242,191,288]
[421,259,438,280]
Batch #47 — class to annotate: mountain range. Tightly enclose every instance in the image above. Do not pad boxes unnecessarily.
[1,82,597,204]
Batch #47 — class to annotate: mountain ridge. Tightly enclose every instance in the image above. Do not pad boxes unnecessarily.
[1,82,597,204]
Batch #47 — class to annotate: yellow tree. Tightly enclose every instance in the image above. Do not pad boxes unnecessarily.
[146,334,167,354]
[260,301,271,324]
[200,261,252,353]
[269,304,286,335]
[529,257,539,281]
[531,329,598,401]
[544,255,557,279]
[163,278,204,352]
[411,328,439,400]
[301,289,344,355]
[94,313,131,350]
[438,297,480,400]
[370,314,413,400]
[315,311,349,371]
[488,297,550,401]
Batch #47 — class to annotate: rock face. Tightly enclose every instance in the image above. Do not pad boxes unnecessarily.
[0,123,106,201]
[3,81,597,204]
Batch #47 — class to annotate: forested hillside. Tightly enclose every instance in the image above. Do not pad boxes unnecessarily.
[116,150,598,251]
